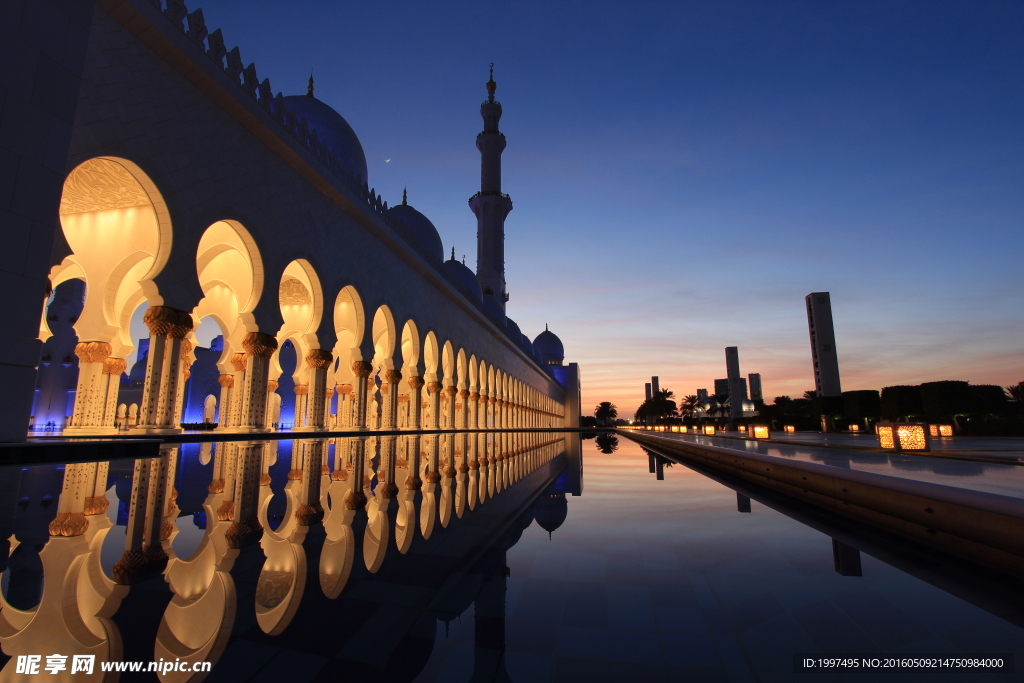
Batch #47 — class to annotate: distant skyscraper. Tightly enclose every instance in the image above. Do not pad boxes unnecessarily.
[725,347,744,418]
[714,379,729,397]
[806,292,842,397]
[748,373,763,402]
[697,388,708,401]
[645,383,652,401]
[651,376,660,395]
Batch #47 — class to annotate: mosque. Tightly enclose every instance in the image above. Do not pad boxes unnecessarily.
[5,0,580,439]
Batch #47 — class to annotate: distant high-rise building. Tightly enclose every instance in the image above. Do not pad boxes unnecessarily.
[806,292,842,397]
[645,383,652,401]
[651,376,660,395]
[725,347,745,418]
[748,373,763,402]
[714,379,729,397]
[697,388,708,402]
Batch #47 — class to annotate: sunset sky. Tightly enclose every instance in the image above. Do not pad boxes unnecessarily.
[196,0,1023,417]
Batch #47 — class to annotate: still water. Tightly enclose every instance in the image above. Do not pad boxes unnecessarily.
[0,432,1020,681]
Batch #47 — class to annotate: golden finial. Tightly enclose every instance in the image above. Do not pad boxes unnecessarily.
[486,63,496,102]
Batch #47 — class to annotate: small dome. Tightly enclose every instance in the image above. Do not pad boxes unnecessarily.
[389,201,444,264]
[505,317,523,344]
[520,333,534,355]
[483,296,506,325]
[282,94,367,185]
[533,327,564,365]
[534,493,567,539]
[442,254,482,301]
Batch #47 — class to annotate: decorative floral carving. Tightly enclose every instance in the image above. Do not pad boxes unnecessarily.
[279,277,310,305]
[60,159,151,215]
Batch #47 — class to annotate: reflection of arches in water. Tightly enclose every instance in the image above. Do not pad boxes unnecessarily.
[394,491,417,554]
[275,341,298,426]
[363,496,390,572]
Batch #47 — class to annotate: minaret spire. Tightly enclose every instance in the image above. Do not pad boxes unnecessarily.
[470,63,513,314]
[307,72,314,97]
[402,187,408,205]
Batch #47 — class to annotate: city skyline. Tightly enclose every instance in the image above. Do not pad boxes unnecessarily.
[195,0,1023,417]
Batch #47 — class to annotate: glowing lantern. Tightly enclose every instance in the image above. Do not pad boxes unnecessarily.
[737,425,747,432]
[929,424,954,437]
[703,425,716,435]
[679,426,688,433]
[751,425,770,439]
[784,425,796,434]
[848,424,860,432]
[877,422,930,452]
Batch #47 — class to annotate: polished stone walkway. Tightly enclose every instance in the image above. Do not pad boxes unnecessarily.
[636,431,1024,500]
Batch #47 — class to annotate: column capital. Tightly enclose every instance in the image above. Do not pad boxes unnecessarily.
[102,357,127,375]
[352,361,373,378]
[143,306,193,338]
[407,376,425,390]
[242,332,277,358]
[230,353,247,372]
[74,341,111,364]
[385,369,403,384]
[305,348,333,368]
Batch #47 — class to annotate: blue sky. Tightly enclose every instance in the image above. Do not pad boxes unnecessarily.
[195,0,1023,416]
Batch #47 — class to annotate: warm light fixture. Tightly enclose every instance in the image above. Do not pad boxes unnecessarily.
[737,425,747,432]
[751,425,770,439]
[679,426,688,433]
[877,422,930,452]
[784,425,795,433]
[703,425,716,435]
[848,424,860,432]
[929,424,954,437]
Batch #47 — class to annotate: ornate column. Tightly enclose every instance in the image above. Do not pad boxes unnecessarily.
[225,443,264,547]
[228,353,247,426]
[444,385,458,429]
[425,381,442,429]
[216,373,234,429]
[239,332,277,432]
[300,349,332,430]
[407,377,424,429]
[457,389,470,429]
[338,384,353,428]
[66,343,126,434]
[138,307,193,433]
[381,369,402,429]
[351,362,372,430]
[292,385,308,428]
[469,391,480,430]
[265,379,279,428]
[172,340,194,427]
[112,450,174,583]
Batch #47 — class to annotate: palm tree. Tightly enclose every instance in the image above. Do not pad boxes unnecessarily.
[594,401,618,426]
[679,395,699,420]
[650,389,677,425]
[802,390,818,400]
[709,393,730,424]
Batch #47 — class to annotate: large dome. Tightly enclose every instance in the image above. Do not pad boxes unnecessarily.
[442,253,482,301]
[282,94,367,185]
[533,327,564,365]
[389,201,444,264]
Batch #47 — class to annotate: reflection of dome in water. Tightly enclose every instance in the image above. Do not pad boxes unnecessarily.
[532,326,564,366]
[534,492,567,539]
[281,93,367,185]
[442,250,482,301]
[390,197,444,264]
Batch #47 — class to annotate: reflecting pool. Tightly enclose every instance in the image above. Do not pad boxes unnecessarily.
[0,432,1020,681]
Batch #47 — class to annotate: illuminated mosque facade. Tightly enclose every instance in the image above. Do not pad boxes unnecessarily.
[6,0,580,439]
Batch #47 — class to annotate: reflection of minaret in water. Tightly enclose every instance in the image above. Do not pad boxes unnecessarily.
[471,544,512,682]
[470,64,513,314]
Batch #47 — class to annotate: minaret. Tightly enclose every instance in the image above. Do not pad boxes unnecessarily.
[470,64,513,313]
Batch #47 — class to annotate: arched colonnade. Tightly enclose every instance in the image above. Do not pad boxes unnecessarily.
[46,157,565,435]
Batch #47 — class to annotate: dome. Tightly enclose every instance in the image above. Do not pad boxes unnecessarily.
[442,253,482,301]
[389,199,444,264]
[534,493,567,539]
[533,326,564,366]
[281,94,367,185]
[520,333,534,355]
[505,317,523,344]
